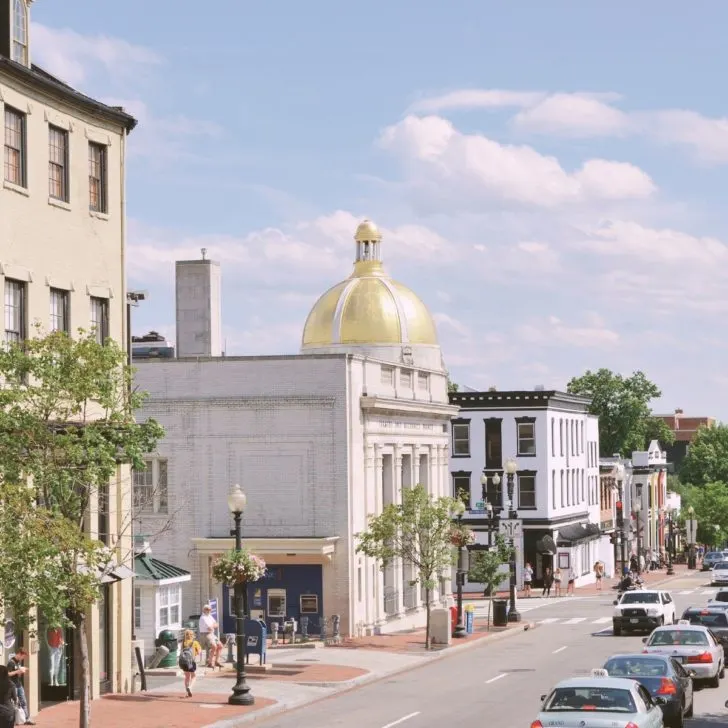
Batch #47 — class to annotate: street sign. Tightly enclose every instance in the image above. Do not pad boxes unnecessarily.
[499,519,522,540]
[475,500,485,509]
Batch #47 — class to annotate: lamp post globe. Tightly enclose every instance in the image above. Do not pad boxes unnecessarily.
[228,484,254,706]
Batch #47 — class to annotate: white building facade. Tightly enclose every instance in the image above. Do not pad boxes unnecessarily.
[447,390,602,589]
[1,0,138,713]
[135,220,458,639]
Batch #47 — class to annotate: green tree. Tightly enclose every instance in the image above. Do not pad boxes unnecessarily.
[566,368,674,456]
[679,482,728,545]
[0,328,164,728]
[447,372,459,393]
[466,535,512,627]
[356,484,458,649]
[679,424,728,486]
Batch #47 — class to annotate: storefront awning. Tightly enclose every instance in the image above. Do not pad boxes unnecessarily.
[192,536,339,560]
[556,523,601,546]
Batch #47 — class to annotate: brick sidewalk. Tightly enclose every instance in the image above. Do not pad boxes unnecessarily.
[33,692,276,728]
[209,662,369,682]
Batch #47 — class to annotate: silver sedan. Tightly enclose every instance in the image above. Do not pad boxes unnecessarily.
[642,622,725,687]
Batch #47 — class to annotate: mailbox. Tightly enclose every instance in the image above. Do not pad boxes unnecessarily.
[243,618,267,665]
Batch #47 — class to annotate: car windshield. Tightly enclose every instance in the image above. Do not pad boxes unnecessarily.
[715,593,728,603]
[706,553,722,560]
[604,657,667,677]
[544,687,636,713]
[686,612,728,626]
[621,592,660,604]
[648,630,709,646]
[714,563,728,569]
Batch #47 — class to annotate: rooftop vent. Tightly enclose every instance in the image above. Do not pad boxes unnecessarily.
[534,384,545,391]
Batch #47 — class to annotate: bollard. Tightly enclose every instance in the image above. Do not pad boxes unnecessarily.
[331,615,341,644]
[320,615,327,642]
[225,634,236,663]
[271,622,279,646]
[300,616,309,642]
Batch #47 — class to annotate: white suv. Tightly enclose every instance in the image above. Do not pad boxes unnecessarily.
[612,590,676,635]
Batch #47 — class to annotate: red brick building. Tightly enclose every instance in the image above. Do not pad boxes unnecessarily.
[657,409,716,471]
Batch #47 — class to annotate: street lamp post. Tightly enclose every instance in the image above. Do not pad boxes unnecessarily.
[452,501,467,639]
[227,485,254,706]
[666,506,675,575]
[504,458,521,623]
[633,497,642,573]
[615,463,626,573]
[687,505,697,570]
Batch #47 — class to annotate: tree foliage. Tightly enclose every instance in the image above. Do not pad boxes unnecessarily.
[679,424,728,486]
[466,535,512,627]
[447,373,459,393]
[679,482,728,546]
[0,328,164,728]
[356,484,458,649]
[566,368,674,456]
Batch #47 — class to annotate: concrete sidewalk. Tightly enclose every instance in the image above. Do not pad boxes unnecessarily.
[33,620,531,727]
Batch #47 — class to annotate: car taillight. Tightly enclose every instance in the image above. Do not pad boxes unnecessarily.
[657,677,677,695]
[530,722,543,728]
[687,652,713,664]
[625,723,639,728]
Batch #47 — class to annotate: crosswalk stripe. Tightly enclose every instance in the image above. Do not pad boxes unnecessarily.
[539,618,560,624]
[562,618,586,625]
[593,617,612,624]
[702,590,716,595]
[679,590,695,595]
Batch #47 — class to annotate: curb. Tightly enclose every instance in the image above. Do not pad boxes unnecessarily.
[206,621,536,727]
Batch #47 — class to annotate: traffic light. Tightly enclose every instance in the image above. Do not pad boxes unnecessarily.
[616,500,624,528]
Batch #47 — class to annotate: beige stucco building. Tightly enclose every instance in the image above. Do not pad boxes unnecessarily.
[0,0,137,714]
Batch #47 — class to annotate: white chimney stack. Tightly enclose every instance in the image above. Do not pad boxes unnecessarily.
[175,256,222,358]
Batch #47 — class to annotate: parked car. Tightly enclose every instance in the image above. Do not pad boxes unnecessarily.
[613,590,677,635]
[702,552,725,571]
[603,653,694,728]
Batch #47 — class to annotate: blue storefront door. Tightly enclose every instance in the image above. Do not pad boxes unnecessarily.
[222,564,323,634]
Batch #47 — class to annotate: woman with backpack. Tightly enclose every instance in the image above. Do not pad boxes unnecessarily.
[179,629,201,697]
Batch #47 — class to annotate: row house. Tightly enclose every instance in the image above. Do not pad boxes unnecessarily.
[448,389,602,588]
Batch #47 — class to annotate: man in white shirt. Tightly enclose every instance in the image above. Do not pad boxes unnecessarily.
[198,605,222,668]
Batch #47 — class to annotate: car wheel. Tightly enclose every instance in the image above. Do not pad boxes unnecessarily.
[720,664,726,679]
[613,623,622,636]
[708,671,720,688]
[685,696,694,718]
[668,706,685,728]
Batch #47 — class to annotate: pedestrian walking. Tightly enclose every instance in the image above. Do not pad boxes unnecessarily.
[178,630,201,697]
[523,562,533,597]
[0,666,17,728]
[593,561,604,591]
[542,567,553,597]
[567,568,576,595]
[630,554,639,573]
[639,552,645,573]
[7,648,32,725]
[553,567,562,597]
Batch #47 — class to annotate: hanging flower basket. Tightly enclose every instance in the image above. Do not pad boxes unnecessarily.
[211,549,267,586]
[450,525,475,548]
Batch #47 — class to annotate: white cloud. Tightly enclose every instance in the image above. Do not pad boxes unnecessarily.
[517,315,620,349]
[410,89,545,113]
[379,115,655,208]
[645,110,728,163]
[31,23,162,87]
[513,93,631,137]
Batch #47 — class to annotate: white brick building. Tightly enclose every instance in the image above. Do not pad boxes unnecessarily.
[447,389,603,589]
[134,220,458,639]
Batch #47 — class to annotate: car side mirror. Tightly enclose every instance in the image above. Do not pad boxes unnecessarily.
[689,669,698,677]
[642,637,648,643]
[540,694,546,701]
[613,600,618,606]
[654,697,667,706]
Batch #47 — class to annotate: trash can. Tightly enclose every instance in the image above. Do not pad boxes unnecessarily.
[492,599,508,627]
[156,629,179,668]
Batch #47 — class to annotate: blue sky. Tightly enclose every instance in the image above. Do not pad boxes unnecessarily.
[31,1,728,417]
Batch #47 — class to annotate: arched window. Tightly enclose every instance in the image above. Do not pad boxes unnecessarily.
[11,0,28,66]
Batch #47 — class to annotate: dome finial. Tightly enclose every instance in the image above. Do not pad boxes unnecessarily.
[354,219,382,243]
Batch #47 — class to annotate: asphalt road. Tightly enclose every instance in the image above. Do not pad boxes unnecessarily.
[257,571,728,728]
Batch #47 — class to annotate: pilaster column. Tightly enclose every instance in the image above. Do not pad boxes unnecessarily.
[373,446,386,627]
[393,446,405,616]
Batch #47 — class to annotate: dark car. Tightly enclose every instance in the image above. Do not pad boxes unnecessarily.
[681,607,728,657]
[604,653,694,728]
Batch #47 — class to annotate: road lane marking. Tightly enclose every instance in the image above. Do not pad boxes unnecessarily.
[381,712,421,728]
[552,646,568,654]
[485,673,508,684]
[702,589,716,594]
[539,617,560,624]
[679,590,695,594]
[593,617,611,624]
[563,618,586,624]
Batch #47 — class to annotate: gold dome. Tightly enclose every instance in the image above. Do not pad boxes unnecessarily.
[301,219,439,349]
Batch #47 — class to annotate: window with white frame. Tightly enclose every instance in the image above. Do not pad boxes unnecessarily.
[11,0,28,65]
[90,296,109,345]
[50,288,70,333]
[516,420,536,456]
[134,587,142,629]
[400,369,412,388]
[518,473,536,509]
[4,279,25,345]
[559,419,564,456]
[158,585,181,628]
[551,469,556,509]
[133,458,168,514]
[451,421,470,456]
[380,365,394,386]
[417,372,429,390]
[550,418,555,457]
